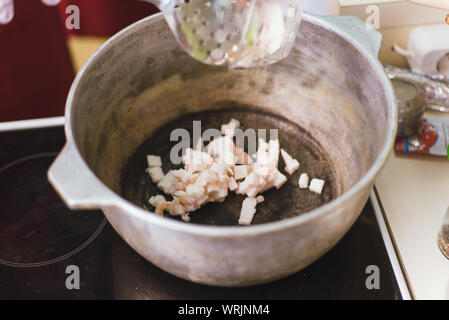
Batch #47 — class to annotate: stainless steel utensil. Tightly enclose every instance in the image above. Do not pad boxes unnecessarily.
[47,13,396,286]
[144,0,302,69]
[390,77,427,137]
[385,66,449,114]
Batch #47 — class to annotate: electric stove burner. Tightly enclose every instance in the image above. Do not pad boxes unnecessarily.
[0,152,106,267]
[0,125,403,299]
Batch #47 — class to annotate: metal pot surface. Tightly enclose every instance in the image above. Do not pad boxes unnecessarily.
[48,13,397,286]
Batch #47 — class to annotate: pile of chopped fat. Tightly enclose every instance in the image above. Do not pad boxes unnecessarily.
[146,119,324,225]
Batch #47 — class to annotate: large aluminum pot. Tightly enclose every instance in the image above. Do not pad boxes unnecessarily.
[48,13,397,286]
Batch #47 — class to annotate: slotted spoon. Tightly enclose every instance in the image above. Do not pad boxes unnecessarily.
[145,0,302,69]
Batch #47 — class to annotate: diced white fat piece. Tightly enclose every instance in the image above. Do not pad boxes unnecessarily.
[196,194,210,206]
[167,197,186,216]
[155,201,170,217]
[195,137,204,151]
[216,184,229,200]
[255,162,275,176]
[247,187,259,198]
[254,139,280,177]
[309,178,325,195]
[298,173,309,189]
[257,139,269,156]
[235,147,253,165]
[218,173,229,183]
[183,148,213,172]
[186,184,205,197]
[228,177,238,191]
[237,171,259,195]
[147,167,165,183]
[174,190,186,197]
[207,182,228,199]
[206,137,219,156]
[225,165,234,176]
[229,118,240,128]
[210,162,227,175]
[239,197,258,225]
[207,136,236,165]
[273,169,287,189]
[197,169,216,186]
[181,214,191,222]
[281,148,299,175]
[157,171,177,194]
[221,141,237,166]
[257,176,266,193]
[149,195,166,207]
[221,119,240,136]
[268,139,280,165]
[256,152,272,169]
[147,155,162,167]
[172,169,198,182]
[285,160,300,175]
[237,138,285,195]
[258,180,274,194]
[256,195,265,203]
[234,165,252,180]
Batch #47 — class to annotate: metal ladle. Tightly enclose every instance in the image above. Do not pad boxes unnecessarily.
[144,0,302,69]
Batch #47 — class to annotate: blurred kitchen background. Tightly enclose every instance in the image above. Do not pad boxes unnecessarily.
[0,0,158,122]
[1,0,448,122]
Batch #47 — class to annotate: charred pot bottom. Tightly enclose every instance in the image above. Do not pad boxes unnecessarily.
[121,106,339,226]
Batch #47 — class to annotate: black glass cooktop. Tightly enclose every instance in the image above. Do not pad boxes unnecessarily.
[0,126,402,299]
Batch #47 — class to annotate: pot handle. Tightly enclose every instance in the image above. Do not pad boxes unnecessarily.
[309,14,383,59]
[48,142,117,210]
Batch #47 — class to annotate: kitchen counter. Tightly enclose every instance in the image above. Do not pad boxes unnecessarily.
[375,111,449,300]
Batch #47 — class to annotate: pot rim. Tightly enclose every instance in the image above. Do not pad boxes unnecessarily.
[63,12,398,237]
